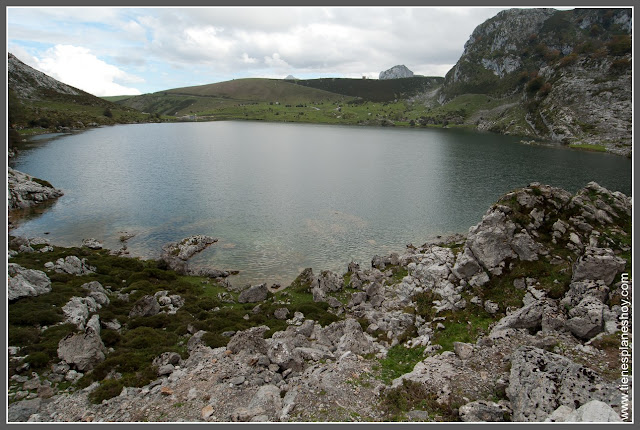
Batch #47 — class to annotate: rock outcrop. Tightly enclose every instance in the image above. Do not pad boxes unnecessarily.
[8,263,52,300]
[438,8,632,156]
[379,65,414,80]
[8,168,64,212]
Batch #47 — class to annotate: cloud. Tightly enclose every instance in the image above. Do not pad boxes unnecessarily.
[8,7,512,92]
[34,45,144,96]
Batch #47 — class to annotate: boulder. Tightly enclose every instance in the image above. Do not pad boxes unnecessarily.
[561,280,609,308]
[564,296,606,340]
[506,346,620,421]
[267,339,304,371]
[563,400,621,422]
[491,300,555,335]
[310,270,343,293]
[162,235,217,261]
[57,330,106,372]
[128,295,161,318]
[274,308,289,320]
[451,248,482,279]
[7,398,42,422]
[511,230,542,261]
[571,247,626,285]
[459,400,506,422]
[160,235,217,274]
[238,283,268,303]
[7,264,52,300]
[227,326,269,355]
[49,256,95,275]
[62,297,98,330]
[81,238,103,250]
[466,208,517,275]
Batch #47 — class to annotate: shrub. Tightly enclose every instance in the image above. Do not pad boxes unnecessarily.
[607,35,632,56]
[89,379,123,404]
[26,351,50,370]
[558,53,578,68]
[526,77,545,94]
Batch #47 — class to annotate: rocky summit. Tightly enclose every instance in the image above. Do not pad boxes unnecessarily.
[7,182,632,422]
[379,65,414,80]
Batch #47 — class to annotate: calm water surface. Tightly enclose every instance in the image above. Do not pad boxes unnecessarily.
[10,121,632,286]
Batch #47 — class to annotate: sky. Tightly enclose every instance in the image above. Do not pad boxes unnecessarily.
[7,7,513,97]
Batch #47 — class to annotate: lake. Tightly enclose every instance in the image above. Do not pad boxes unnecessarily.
[10,121,632,287]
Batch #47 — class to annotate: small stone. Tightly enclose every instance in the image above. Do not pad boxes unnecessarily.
[201,405,214,419]
[160,386,173,396]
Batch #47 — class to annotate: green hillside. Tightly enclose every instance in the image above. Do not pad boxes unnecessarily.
[293,76,444,102]
[117,78,350,116]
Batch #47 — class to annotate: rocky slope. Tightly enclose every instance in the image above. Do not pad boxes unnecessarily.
[7,53,153,131]
[7,182,632,422]
[434,8,632,156]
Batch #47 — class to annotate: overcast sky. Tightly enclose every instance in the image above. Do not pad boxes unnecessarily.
[7,7,513,96]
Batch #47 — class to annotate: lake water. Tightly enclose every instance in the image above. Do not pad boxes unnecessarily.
[10,121,632,287]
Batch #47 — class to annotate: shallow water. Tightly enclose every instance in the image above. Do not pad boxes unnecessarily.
[10,121,632,286]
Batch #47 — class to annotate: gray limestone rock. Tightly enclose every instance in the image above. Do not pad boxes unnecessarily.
[507,346,620,422]
[227,326,269,355]
[57,330,106,372]
[563,400,622,422]
[8,168,63,211]
[451,248,482,279]
[466,208,517,275]
[459,400,506,422]
[50,256,96,275]
[7,264,52,300]
[310,270,343,294]
[238,283,268,303]
[561,280,609,308]
[274,308,290,320]
[571,247,626,285]
[565,296,606,340]
[128,295,161,318]
[379,65,414,80]
[82,238,103,250]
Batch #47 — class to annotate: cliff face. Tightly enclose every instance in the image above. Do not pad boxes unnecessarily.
[438,8,632,156]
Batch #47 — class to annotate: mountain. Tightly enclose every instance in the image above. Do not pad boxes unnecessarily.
[379,65,414,80]
[435,8,632,156]
[7,53,154,132]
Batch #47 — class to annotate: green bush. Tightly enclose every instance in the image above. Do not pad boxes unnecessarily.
[89,379,123,404]
[26,351,50,370]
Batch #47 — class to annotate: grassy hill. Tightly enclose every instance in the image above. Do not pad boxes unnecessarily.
[117,78,350,116]
[293,76,444,102]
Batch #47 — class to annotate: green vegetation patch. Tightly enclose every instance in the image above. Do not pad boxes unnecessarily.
[374,344,426,384]
[568,143,607,152]
[380,379,459,422]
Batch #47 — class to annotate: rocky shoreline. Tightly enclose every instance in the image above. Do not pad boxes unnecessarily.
[8,168,64,213]
[7,182,632,422]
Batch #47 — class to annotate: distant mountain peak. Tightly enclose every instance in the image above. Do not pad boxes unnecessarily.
[379,65,414,80]
[284,75,298,80]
